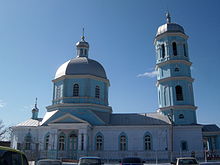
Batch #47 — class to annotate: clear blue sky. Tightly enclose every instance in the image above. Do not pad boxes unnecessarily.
[0,0,219,127]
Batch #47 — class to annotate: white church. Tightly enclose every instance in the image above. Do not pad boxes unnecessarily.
[11,14,220,162]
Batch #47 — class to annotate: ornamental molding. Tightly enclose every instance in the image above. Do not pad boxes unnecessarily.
[48,122,90,129]
[50,113,89,124]
[156,76,194,86]
[94,125,169,129]
[203,132,220,136]
[46,103,112,112]
[156,60,192,69]
[157,105,198,112]
[53,96,106,103]
[154,32,189,44]
[53,75,110,86]
[173,125,203,129]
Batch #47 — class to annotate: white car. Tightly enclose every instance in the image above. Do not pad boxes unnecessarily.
[36,159,62,165]
[172,157,199,165]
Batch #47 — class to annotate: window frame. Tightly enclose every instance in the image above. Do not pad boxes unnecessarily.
[179,114,184,119]
[119,133,127,151]
[73,84,79,97]
[96,134,103,151]
[183,44,187,57]
[181,141,188,151]
[144,133,152,151]
[161,44,165,58]
[24,133,32,150]
[175,67,180,72]
[58,133,65,151]
[172,42,177,56]
[95,85,100,99]
[44,134,50,150]
[176,85,184,101]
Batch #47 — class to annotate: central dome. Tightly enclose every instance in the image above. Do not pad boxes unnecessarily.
[55,57,107,79]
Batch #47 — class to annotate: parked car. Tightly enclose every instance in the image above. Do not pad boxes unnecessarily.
[36,159,62,165]
[120,157,144,165]
[200,162,220,165]
[171,157,199,165]
[78,157,102,165]
[62,162,77,165]
[0,146,29,165]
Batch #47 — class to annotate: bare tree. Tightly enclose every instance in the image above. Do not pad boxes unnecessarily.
[0,120,9,141]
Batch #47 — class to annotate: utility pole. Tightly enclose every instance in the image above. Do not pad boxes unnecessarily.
[168,109,174,162]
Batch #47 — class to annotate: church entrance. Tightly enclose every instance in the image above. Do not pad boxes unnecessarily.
[69,133,78,160]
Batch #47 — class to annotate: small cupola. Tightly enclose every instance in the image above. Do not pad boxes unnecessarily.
[76,28,89,58]
[156,12,185,37]
[31,98,39,120]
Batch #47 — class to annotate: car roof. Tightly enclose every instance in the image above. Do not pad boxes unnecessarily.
[79,157,101,159]
[177,157,196,159]
[37,159,62,162]
[123,157,141,159]
[0,146,24,156]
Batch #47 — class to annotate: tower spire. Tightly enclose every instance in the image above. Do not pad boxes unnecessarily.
[76,27,89,58]
[81,28,85,41]
[32,97,39,119]
[35,97,38,108]
[166,11,171,24]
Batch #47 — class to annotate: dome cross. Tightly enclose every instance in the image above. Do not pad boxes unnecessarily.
[166,12,171,24]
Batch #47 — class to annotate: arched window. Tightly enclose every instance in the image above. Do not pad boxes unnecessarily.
[176,85,183,101]
[119,134,127,151]
[95,86,100,98]
[183,44,187,57]
[158,91,161,105]
[69,134,77,151]
[58,134,65,151]
[44,134,50,150]
[144,134,152,150]
[161,44,165,58]
[96,134,103,151]
[80,49,83,55]
[172,42,177,56]
[181,141,188,151]
[24,133,32,150]
[84,49,87,56]
[73,84,79,96]
[179,114,184,119]
[56,86,61,99]
[164,87,167,106]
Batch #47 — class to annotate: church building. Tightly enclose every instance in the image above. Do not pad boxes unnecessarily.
[11,14,220,162]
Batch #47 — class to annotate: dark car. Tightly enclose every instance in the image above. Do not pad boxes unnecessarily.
[0,146,29,165]
[200,162,220,165]
[120,157,144,165]
[78,157,102,165]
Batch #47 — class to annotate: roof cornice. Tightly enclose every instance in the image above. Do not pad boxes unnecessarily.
[156,60,192,69]
[154,32,189,45]
[156,76,194,86]
[46,103,112,112]
[157,105,198,112]
[52,74,110,86]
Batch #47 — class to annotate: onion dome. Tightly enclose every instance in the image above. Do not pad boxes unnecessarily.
[55,31,107,79]
[76,36,89,49]
[156,12,185,37]
[32,98,39,119]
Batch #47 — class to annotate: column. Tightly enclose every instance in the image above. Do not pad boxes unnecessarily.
[78,133,82,151]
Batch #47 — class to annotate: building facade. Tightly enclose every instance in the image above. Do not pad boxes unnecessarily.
[11,14,220,162]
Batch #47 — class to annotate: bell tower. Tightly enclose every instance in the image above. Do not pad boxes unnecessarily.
[154,13,197,125]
